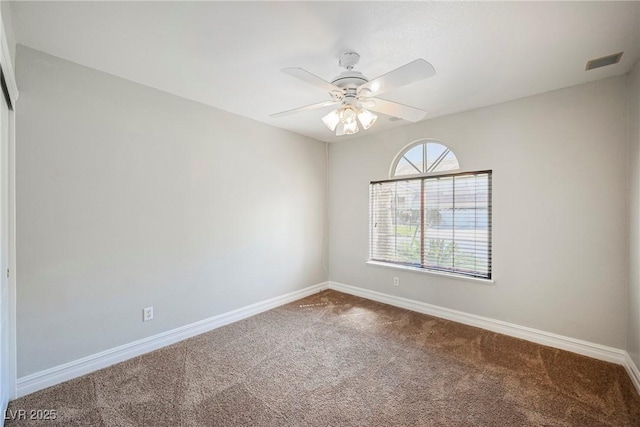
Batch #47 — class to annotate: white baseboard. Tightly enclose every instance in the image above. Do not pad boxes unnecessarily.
[15,280,640,399]
[624,352,640,394]
[327,281,628,366]
[16,282,329,398]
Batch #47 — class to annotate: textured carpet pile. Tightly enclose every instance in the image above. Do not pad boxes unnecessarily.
[7,290,640,426]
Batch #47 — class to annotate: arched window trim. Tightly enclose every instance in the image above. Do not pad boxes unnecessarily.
[389,138,459,179]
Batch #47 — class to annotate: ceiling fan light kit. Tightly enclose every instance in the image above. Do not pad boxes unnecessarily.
[272,52,436,136]
[321,96,378,136]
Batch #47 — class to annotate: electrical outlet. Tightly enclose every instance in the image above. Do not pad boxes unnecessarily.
[143,307,153,322]
[393,277,399,287]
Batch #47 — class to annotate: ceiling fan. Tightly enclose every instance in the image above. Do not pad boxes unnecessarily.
[271,52,436,136]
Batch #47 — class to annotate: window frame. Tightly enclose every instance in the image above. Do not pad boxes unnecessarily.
[389,139,459,179]
[369,169,493,281]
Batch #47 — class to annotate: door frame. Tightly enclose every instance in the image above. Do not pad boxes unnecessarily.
[0,6,19,411]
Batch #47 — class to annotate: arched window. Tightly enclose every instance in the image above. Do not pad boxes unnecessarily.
[391,141,459,178]
[371,140,492,280]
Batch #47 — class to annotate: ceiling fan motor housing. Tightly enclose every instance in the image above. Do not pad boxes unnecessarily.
[331,71,368,89]
[333,51,369,99]
[331,71,369,103]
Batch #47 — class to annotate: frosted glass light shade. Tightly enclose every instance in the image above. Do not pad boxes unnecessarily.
[339,106,357,124]
[322,109,340,131]
[357,108,377,130]
[343,119,359,135]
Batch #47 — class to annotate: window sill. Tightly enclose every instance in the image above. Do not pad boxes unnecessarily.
[365,261,495,285]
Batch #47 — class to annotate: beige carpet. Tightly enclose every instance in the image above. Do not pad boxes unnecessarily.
[6,290,640,426]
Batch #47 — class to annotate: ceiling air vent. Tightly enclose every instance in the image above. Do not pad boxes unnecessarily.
[585,52,623,71]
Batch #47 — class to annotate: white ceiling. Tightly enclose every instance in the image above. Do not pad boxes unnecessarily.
[9,1,640,143]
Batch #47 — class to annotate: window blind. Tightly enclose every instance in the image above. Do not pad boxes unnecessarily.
[370,170,492,279]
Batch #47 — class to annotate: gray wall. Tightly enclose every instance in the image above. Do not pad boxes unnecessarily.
[329,76,629,349]
[629,60,640,367]
[16,46,327,377]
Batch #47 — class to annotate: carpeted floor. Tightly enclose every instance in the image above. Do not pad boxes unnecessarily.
[6,290,640,426]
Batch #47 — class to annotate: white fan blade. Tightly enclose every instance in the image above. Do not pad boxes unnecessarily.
[270,100,339,118]
[282,67,342,93]
[358,59,435,97]
[367,98,428,122]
